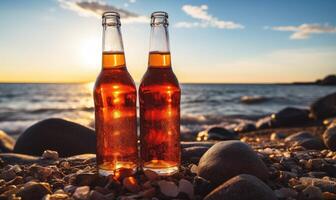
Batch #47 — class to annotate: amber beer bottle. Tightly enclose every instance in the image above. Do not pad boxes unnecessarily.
[139,11,181,175]
[93,12,138,176]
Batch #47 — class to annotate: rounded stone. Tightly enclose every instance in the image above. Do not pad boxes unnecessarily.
[204,174,276,200]
[13,118,96,157]
[293,138,325,150]
[197,141,268,187]
[285,131,314,143]
[310,92,336,119]
[16,182,52,200]
[197,127,238,141]
[271,107,310,127]
[323,124,336,151]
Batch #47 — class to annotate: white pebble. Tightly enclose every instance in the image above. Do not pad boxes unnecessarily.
[73,186,90,200]
[158,180,178,197]
[178,179,194,199]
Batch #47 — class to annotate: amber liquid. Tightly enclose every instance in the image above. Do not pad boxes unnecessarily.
[94,52,138,176]
[139,51,181,175]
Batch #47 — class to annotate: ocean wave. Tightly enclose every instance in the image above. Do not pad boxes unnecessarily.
[240,96,269,104]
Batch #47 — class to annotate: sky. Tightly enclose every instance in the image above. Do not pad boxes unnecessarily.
[0,0,335,83]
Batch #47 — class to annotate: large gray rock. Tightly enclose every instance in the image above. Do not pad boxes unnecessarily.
[310,92,336,119]
[197,141,268,187]
[14,118,96,157]
[0,130,15,153]
[204,174,276,200]
[323,124,336,151]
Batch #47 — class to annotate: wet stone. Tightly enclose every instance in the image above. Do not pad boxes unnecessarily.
[300,177,336,193]
[42,150,59,160]
[178,179,194,199]
[301,185,323,200]
[16,182,52,200]
[123,177,141,193]
[72,186,90,200]
[274,187,298,199]
[89,190,109,200]
[143,170,159,181]
[0,167,16,181]
[323,124,336,151]
[204,174,276,200]
[158,180,179,197]
[73,173,102,187]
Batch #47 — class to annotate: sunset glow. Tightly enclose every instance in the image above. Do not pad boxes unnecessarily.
[0,0,335,83]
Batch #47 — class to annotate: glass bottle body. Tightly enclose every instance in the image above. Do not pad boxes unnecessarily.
[94,51,138,176]
[140,51,181,175]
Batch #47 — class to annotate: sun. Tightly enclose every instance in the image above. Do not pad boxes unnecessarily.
[79,37,101,70]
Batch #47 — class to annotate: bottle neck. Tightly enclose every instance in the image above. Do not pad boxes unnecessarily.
[148,23,171,68]
[102,23,126,69]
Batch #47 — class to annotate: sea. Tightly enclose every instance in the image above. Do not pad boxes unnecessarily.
[0,83,335,138]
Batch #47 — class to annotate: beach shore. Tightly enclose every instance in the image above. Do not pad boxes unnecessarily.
[0,92,336,199]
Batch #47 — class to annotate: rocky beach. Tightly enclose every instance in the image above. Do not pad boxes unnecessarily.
[0,91,336,200]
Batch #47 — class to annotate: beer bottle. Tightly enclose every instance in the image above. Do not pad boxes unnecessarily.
[139,11,181,175]
[94,11,138,176]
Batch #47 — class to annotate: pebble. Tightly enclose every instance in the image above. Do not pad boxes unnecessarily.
[89,190,109,200]
[323,124,336,151]
[43,193,70,200]
[29,165,53,180]
[322,192,336,200]
[302,185,323,199]
[197,127,238,141]
[64,185,77,194]
[306,158,326,170]
[16,182,52,200]
[190,164,198,174]
[300,177,336,193]
[122,177,141,193]
[143,169,159,181]
[72,186,90,200]
[193,176,212,197]
[158,180,179,197]
[178,179,194,199]
[274,187,298,199]
[42,150,59,160]
[140,187,156,198]
[74,173,101,187]
[0,167,16,181]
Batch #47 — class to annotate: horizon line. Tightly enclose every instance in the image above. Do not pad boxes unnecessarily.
[0,81,318,85]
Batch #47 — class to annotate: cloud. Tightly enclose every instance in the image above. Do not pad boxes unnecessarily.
[175,4,244,29]
[58,0,148,23]
[271,23,336,39]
